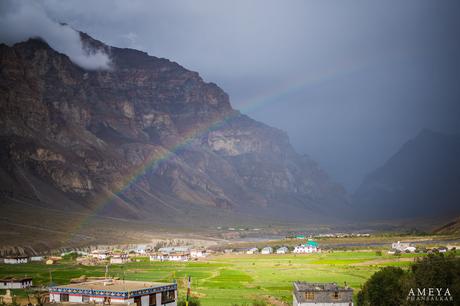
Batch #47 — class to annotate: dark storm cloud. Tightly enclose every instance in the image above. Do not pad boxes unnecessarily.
[9,0,460,189]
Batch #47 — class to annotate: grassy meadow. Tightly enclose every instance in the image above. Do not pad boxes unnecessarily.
[0,251,431,306]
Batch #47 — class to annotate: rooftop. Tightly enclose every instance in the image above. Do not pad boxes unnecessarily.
[294,282,352,292]
[0,277,32,282]
[50,279,174,292]
[293,282,353,304]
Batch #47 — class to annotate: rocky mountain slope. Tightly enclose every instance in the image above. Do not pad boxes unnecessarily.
[434,217,460,235]
[353,129,460,220]
[0,32,348,236]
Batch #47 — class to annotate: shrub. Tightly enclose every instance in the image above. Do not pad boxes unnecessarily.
[177,297,201,306]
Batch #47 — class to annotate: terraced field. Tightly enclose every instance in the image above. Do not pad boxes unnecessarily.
[0,251,430,305]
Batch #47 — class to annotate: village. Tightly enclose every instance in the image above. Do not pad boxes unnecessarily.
[0,235,458,306]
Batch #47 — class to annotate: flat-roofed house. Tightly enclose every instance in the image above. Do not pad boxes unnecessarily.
[91,250,110,260]
[158,247,190,254]
[153,252,190,262]
[293,241,320,254]
[246,248,258,255]
[150,247,190,262]
[49,279,177,306]
[293,282,353,306]
[391,241,416,253]
[261,247,273,254]
[190,249,207,258]
[276,247,289,254]
[110,254,130,264]
[2,256,28,264]
[0,277,33,289]
[30,256,44,262]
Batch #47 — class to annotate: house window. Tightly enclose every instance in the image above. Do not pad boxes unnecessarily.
[161,290,175,303]
[332,291,340,299]
[305,292,314,300]
[60,294,69,302]
[82,295,90,303]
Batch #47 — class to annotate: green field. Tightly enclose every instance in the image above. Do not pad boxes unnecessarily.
[0,251,431,305]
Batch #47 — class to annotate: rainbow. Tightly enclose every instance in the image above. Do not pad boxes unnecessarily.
[65,59,364,242]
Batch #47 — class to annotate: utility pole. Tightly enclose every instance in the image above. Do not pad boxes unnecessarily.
[185,276,191,306]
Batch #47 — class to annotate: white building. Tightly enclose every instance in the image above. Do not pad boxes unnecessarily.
[276,247,289,254]
[150,253,190,262]
[190,249,207,258]
[158,247,189,254]
[151,247,190,262]
[30,256,44,262]
[2,256,28,264]
[110,254,130,264]
[0,277,33,289]
[293,241,320,254]
[246,248,259,255]
[49,279,177,306]
[391,241,416,253]
[91,250,110,260]
[261,247,273,254]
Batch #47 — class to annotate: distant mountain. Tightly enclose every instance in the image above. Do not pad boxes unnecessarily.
[353,129,460,220]
[434,217,460,235]
[0,31,349,248]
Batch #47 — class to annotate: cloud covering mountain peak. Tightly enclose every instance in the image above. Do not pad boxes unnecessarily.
[0,0,111,70]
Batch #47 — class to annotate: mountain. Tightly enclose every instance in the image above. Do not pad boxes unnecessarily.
[353,129,460,220]
[434,217,460,235]
[0,32,348,248]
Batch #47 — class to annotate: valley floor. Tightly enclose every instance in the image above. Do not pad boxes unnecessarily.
[2,249,459,306]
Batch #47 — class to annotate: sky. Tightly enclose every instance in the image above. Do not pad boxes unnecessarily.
[2,0,460,190]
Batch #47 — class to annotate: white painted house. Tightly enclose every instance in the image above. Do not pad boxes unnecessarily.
[293,241,320,254]
[261,247,273,254]
[391,241,416,253]
[30,256,44,262]
[190,249,207,258]
[246,248,259,254]
[151,247,190,262]
[110,254,130,264]
[151,252,190,262]
[276,247,289,254]
[49,279,177,306]
[0,277,33,289]
[91,250,110,260]
[1,256,28,264]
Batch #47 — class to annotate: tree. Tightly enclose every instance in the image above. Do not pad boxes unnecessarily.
[359,253,460,306]
[410,253,460,305]
[357,266,406,306]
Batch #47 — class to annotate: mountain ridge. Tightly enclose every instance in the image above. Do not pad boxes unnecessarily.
[0,31,349,247]
[353,129,460,220]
